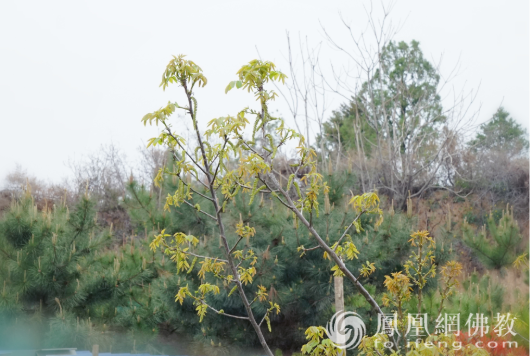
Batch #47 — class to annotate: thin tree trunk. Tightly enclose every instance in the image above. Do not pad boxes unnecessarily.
[184,83,274,356]
[335,122,342,171]
[353,105,366,192]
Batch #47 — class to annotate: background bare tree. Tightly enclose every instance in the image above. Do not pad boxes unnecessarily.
[0,165,74,214]
[69,143,128,199]
[136,146,169,187]
[68,143,131,237]
[272,33,331,159]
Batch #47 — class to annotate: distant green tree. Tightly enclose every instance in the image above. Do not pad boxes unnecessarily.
[322,40,443,153]
[469,107,529,157]
[320,40,450,208]
[320,101,376,156]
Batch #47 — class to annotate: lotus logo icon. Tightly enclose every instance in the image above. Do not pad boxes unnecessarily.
[325,311,366,350]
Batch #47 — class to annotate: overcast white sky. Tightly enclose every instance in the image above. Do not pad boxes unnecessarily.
[0,0,528,187]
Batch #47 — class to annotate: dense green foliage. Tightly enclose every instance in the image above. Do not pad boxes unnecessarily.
[0,177,527,354]
[0,193,109,316]
[0,190,175,351]
[0,173,422,352]
[469,107,529,157]
[321,40,443,154]
[124,172,422,351]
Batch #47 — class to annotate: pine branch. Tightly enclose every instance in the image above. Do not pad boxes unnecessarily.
[128,183,156,225]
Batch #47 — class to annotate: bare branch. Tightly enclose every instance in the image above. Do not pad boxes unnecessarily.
[182,200,217,221]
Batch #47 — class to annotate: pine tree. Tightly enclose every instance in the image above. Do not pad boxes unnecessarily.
[463,205,523,269]
[0,189,170,351]
[0,190,107,313]
[0,189,109,347]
